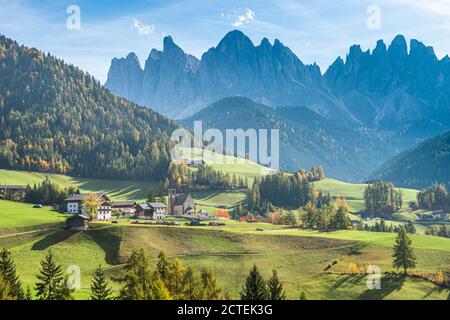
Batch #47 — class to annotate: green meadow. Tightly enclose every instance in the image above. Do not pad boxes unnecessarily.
[0,169,154,201]
[1,222,449,300]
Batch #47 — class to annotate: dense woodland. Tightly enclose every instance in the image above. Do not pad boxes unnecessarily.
[363,181,403,216]
[167,163,249,192]
[417,184,450,211]
[0,36,177,181]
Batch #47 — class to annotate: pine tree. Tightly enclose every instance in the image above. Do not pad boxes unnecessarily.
[0,248,24,299]
[90,265,113,300]
[240,264,267,300]
[267,269,285,300]
[24,286,33,300]
[181,266,202,300]
[393,227,417,274]
[117,249,154,300]
[0,274,13,300]
[35,251,67,300]
[201,267,222,300]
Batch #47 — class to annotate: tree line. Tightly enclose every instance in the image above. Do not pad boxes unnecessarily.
[248,168,327,215]
[167,163,249,193]
[417,184,450,211]
[364,181,403,216]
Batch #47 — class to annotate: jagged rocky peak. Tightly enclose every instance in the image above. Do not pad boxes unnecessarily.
[105,31,450,127]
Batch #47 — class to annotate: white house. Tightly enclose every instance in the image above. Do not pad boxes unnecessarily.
[65,193,112,221]
[135,202,167,220]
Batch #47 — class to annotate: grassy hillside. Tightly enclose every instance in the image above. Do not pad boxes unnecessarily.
[0,169,154,201]
[1,222,449,300]
[314,178,419,213]
[180,147,275,181]
[0,200,67,232]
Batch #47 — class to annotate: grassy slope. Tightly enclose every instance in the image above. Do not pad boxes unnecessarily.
[314,178,419,213]
[0,169,155,201]
[0,200,67,230]
[1,221,449,300]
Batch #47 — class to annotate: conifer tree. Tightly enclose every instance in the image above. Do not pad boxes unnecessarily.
[0,248,23,299]
[90,265,113,300]
[201,267,222,300]
[0,274,13,300]
[240,264,267,300]
[35,251,68,300]
[393,227,417,274]
[267,269,286,300]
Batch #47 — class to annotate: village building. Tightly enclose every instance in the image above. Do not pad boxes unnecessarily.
[0,185,28,200]
[135,202,167,220]
[66,214,91,231]
[64,193,112,221]
[168,189,196,216]
[112,201,136,214]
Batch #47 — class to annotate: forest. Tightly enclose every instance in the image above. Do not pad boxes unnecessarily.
[0,35,177,181]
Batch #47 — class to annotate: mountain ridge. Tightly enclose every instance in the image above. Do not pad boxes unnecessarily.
[106,30,450,128]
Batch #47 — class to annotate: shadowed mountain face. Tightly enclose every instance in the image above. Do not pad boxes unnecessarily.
[181,97,394,182]
[370,131,450,189]
[106,30,450,128]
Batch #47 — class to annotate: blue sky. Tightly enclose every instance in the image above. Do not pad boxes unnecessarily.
[1,0,450,83]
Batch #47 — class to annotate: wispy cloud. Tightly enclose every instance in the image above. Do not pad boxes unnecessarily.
[132,19,155,35]
[232,8,256,27]
[392,0,450,17]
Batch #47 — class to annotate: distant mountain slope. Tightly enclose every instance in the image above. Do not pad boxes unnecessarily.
[181,97,391,182]
[0,35,177,180]
[370,132,450,188]
[106,30,450,129]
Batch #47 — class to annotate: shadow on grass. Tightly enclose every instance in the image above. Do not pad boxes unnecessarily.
[31,229,79,250]
[87,227,122,265]
[329,273,367,292]
[358,273,407,300]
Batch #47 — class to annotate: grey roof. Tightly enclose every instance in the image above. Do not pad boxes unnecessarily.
[173,193,190,206]
[148,202,167,209]
[112,201,135,207]
[136,203,151,210]
[65,193,108,202]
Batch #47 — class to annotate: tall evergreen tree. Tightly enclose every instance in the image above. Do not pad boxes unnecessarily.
[90,265,113,300]
[0,274,14,300]
[0,248,23,299]
[200,267,222,300]
[35,251,70,300]
[392,227,417,274]
[240,264,267,300]
[267,269,286,300]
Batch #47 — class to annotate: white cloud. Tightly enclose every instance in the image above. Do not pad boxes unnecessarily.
[132,19,155,35]
[392,0,450,17]
[232,8,256,27]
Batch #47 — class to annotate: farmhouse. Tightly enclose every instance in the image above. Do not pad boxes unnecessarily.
[0,185,28,200]
[112,201,136,214]
[66,214,91,231]
[168,189,196,216]
[64,193,112,220]
[135,202,167,220]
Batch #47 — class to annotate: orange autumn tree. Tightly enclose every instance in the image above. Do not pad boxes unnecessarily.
[216,209,231,219]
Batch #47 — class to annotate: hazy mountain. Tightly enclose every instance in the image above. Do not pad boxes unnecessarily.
[106,30,450,129]
[181,97,392,181]
[370,131,450,189]
[0,35,177,181]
